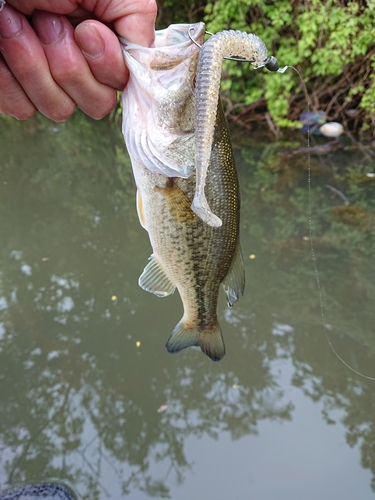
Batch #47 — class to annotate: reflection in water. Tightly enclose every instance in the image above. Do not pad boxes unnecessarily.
[0,114,374,498]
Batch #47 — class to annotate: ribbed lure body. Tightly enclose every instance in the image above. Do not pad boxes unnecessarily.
[192,31,267,227]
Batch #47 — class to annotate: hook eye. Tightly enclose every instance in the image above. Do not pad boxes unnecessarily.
[265,56,280,72]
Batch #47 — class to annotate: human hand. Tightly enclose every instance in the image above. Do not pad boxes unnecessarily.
[0,0,157,121]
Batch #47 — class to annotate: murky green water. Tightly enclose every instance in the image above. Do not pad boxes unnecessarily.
[0,113,374,499]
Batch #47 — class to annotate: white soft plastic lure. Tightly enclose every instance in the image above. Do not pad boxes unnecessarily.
[191,30,268,226]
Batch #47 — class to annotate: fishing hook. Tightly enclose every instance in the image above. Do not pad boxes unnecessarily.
[187,26,204,48]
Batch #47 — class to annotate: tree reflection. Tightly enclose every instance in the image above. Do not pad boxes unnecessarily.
[0,115,374,497]
[238,133,375,490]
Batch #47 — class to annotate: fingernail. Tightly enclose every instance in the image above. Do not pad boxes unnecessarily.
[34,12,63,44]
[75,23,104,59]
[0,5,22,38]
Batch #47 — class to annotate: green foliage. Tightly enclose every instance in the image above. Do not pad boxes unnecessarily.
[204,0,375,132]
[156,0,208,27]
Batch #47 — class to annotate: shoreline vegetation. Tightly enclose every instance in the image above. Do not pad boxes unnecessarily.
[157,0,375,140]
[1,1,375,145]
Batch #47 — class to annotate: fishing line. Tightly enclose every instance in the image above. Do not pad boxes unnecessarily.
[263,64,375,380]
[307,136,375,380]
[190,27,374,378]
[269,65,375,381]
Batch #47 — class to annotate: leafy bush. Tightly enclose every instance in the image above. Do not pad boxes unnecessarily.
[204,0,375,134]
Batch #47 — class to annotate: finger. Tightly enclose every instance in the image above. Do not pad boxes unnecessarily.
[114,6,157,46]
[4,1,79,16]
[33,10,117,119]
[8,0,157,46]
[110,0,157,46]
[74,20,128,90]
[0,55,36,119]
[6,1,93,26]
[0,4,76,121]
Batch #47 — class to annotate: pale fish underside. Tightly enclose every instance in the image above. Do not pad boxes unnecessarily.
[121,23,246,361]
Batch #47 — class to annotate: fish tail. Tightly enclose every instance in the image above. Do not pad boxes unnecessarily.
[165,319,225,362]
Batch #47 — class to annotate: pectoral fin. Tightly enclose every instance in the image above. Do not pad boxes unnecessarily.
[157,180,198,225]
[222,242,245,307]
[139,255,175,297]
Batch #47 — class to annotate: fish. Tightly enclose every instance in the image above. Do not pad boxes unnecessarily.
[121,23,256,360]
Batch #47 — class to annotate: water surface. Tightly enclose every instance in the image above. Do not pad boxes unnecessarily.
[0,113,374,499]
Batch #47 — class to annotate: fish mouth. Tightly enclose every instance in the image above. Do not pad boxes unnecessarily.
[120,22,206,70]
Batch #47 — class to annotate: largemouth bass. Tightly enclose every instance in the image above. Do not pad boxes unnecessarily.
[121,23,269,360]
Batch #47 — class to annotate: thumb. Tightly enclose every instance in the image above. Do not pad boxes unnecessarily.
[111,0,157,46]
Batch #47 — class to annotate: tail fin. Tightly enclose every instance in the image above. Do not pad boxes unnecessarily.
[165,319,225,362]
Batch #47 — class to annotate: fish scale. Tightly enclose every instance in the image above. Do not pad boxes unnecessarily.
[121,23,247,360]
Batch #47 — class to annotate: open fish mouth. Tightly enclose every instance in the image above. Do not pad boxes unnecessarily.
[121,23,205,179]
[120,22,206,70]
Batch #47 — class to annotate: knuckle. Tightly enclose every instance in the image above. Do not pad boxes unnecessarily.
[0,90,36,121]
[45,99,76,123]
[15,108,36,120]
[84,90,117,120]
[52,62,83,87]
[0,102,36,120]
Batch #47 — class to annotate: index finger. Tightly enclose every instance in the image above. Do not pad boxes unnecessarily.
[2,1,80,15]
[6,0,157,45]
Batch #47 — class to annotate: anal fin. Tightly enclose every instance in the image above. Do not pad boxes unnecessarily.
[139,254,175,297]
